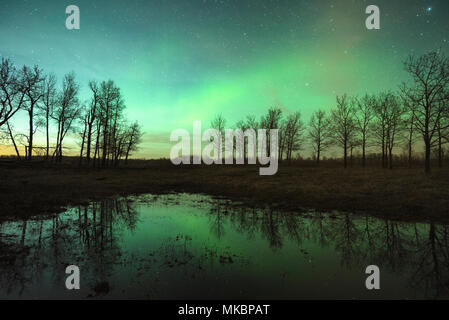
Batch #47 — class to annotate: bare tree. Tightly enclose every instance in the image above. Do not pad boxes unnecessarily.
[308,109,330,164]
[124,121,143,164]
[330,94,357,168]
[111,121,127,167]
[211,113,226,133]
[98,80,121,168]
[435,114,449,167]
[235,115,258,161]
[278,120,287,161]
[354,94,375,167]
[261,107,283,130]
[92,115,102,168]
[403,98,418,167]
[52,72,80,162]
[15,133,30,159]
[372,92,404,169]
[8,121,21,159]
[78,104,89,165]
[384,93,404,169]
[0,121,21,159]
[372,93,389,168]
[38,73,56,159]
[109,93,126,167]
[402,51,449,174]
[85,81,100,165]
[22,65,44,160]
[1,56,142,165]
[348,135,361,166]
[0,58,27,128]
[283,112,304,163]
[244,114,258,129]
[210,113,227,159]
[260,107,282,157]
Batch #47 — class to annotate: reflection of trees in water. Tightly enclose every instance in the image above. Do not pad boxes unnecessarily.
[208,203,308,250]
[328,214,362,268]
[2,195,449,298]
[208,201,227,239]
[207,204,449,298]
[0,198,138,297]
[229,207,259,241]
[309,212,330,248]
[260,209,283,250]
[408,223,449,298]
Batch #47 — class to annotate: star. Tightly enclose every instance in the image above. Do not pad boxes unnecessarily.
[426,7,432,12]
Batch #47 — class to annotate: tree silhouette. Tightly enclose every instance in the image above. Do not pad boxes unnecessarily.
[52,72,80,162]
[402,51,449,174]
[354,95,375,167]
[22,65,44,160]
[308,109,330,164]
[38,73,57,159]
[0,59,27,128]
[329,94,357,168]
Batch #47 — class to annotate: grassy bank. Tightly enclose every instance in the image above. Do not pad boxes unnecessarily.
[1,158,449,223]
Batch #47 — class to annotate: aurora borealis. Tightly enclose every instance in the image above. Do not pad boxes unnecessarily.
[1,0,448,158]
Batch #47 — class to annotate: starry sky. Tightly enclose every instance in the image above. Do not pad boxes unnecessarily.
[0,0,448,158]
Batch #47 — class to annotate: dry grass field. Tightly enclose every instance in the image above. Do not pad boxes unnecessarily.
[1,157,448,223]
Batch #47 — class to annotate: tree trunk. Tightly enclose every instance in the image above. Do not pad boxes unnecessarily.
[93,123,101,168]
[102,111,109,168]
[362,138,366,167]
[58,125,64,162]
[79,122,87,166]
[7,122,21,160]
[343,139,347,168]
[350,146,353,167]
[86,123,92,165]
[425,138,431,174]
[28,108,33,160]
[125,144,131,164]
[408,114,414,168]
[53,118,61,162]
[381,125,386,168]
[46,110,49,160]
[438,120,442,168]
[408,140,412,168]
[389,148,393,169]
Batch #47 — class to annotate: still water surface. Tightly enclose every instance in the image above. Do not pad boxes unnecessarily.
[0,193,448,299]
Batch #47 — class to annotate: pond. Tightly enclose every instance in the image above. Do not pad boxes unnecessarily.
[0,193,448,299]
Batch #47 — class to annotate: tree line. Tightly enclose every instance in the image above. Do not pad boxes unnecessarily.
[211,51,449,174]
[1,50,448,173]
[0,58,143,167]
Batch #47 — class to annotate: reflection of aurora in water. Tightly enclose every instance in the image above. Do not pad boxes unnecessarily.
[1,193,449,299]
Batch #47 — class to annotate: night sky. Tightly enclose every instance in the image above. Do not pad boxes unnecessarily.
[0,0,448,158]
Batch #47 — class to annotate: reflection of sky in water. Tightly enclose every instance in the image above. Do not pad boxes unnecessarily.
[0,193,448,299]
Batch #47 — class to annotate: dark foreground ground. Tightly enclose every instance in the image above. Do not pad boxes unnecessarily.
[1,158,448,223]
